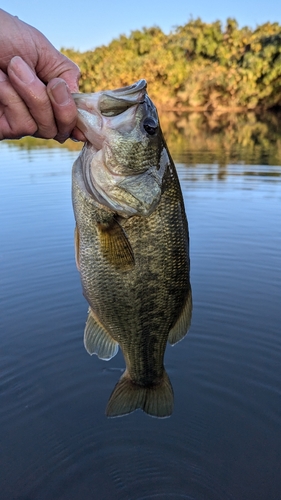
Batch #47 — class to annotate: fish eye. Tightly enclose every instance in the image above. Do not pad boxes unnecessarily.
[143,118,158,136]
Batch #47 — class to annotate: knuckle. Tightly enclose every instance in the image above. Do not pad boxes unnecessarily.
[25,122,38,136]
[11,118,37,138]
[44,127,58,139]
[35,126,58,140]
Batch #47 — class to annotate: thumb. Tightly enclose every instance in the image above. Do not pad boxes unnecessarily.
[53,55,81,93]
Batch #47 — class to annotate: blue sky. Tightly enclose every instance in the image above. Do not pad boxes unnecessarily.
[2,0,281,52]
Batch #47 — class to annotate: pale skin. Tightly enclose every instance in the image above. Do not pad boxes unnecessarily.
[0,9,85,142]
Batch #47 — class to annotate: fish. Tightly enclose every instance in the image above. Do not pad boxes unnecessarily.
[72,79,192,418]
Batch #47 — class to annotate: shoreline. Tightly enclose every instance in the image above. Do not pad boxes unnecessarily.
[156,105,281,113]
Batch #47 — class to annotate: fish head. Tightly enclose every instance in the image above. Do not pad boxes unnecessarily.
[73,80,169,216]
[73,80,161,174]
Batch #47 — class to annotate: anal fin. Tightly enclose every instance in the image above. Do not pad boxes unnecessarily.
[168,287,192,345]
[84,308,119,360]
[97,218,134,271]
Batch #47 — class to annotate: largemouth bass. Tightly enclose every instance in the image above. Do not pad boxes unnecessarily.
[72,80,192,418]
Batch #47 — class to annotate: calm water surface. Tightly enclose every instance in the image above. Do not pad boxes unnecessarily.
[1,119,281,499]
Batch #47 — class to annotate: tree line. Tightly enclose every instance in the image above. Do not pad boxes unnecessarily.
[62,18,281,110]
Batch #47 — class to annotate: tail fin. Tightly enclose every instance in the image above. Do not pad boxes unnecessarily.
[106,370,174,418]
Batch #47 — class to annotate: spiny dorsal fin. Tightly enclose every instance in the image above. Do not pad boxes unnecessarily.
[84,308,119,360]
[106,370,174,418]
[168,287,192,345]
[97,218,135,271]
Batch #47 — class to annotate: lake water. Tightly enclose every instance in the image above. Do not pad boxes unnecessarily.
[1,114,281,500]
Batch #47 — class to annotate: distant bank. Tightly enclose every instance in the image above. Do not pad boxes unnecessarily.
[62,18,281,111]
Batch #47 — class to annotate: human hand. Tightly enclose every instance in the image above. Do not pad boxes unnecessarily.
[0,9,85,142]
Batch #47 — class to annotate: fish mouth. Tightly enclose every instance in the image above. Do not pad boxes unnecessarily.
[72,80,148,127]
[99,80,147,117]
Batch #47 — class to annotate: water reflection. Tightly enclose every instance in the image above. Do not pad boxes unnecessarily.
[6,110,281,167]
[160,110,281,166]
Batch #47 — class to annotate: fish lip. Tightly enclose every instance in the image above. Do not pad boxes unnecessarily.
[99,81,147,116]
[108,79,147,97]
[99,96,145,117]
[71,80,147,109]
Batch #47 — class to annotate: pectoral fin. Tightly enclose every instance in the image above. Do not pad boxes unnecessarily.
[84,308,119,360]
[168,287,192,345]
[97,218,135,271]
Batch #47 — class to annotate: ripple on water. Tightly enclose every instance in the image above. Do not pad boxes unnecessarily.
[14,423,235,500]
[1,144,281,500]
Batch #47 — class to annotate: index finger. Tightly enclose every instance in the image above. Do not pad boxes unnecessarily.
[8,56,58,139]
[0,69,38,139]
